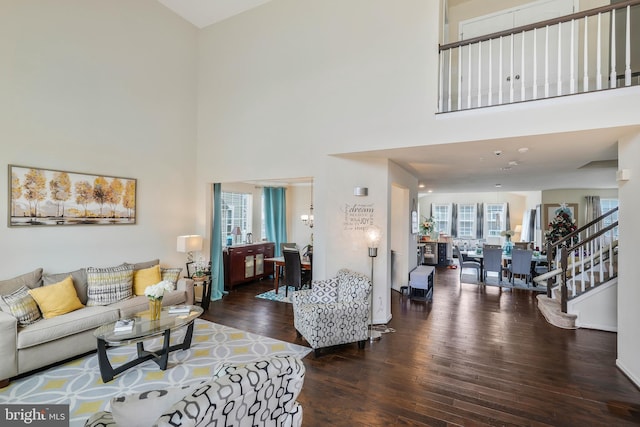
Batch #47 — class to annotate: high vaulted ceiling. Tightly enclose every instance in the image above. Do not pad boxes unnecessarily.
[155,0,630,194]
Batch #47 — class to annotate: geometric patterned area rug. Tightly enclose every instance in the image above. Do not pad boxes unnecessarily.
[255,286,298,303]
[0,319,311,427]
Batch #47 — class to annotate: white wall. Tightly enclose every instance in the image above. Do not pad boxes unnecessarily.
[617,131,640,387]
[323,156,390,323]
[541,188,618,227]
[287,183,315,252]
[0,0,198,276]
[390,161,420,292]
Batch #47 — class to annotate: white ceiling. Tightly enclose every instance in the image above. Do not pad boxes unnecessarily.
[156,0,272,28]
[155,0,631,194]
[345,126,636,194]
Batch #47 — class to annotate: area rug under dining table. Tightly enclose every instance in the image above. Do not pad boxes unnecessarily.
[0,319,311,427]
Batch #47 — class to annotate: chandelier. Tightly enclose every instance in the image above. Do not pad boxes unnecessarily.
[300,181,314,228]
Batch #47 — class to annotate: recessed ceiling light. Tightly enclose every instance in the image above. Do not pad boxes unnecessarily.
[418,183,425,188]
[495,183,502,187]
[508,161,518,166]
[500,167,512,171]
[427,189,433,193]
[518,147,529,153]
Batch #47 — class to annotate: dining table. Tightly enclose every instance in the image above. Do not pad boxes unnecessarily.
[264,256,311,293]
[462,250,548,282]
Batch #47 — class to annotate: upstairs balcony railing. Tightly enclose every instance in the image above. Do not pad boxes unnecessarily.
[438,0,640,112]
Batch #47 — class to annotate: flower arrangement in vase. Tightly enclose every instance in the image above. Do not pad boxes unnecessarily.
[500,229,515,254]
[144,281,174,320]
[193,258,207,279]
[420,216,437,239]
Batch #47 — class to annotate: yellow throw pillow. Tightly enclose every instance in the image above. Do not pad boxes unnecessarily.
[133,265,162,296]
[28,276,84,319]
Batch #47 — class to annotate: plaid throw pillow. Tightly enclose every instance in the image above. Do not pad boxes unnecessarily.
[161,268,182,288]
[1,285,42,326]
[86,264,134,306]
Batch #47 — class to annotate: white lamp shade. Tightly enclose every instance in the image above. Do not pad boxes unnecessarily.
[177,235,203,253]
[365,225,382,248]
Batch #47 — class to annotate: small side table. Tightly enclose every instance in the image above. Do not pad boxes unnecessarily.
[191,275,211,310]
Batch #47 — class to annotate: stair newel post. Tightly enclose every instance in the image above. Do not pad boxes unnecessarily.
[560,244,569,313]
[545,240,554,298]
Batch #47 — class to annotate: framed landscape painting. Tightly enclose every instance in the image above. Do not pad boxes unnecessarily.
[9,165,136,227]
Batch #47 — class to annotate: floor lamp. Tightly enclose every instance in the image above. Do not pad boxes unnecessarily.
[365,225,382,342]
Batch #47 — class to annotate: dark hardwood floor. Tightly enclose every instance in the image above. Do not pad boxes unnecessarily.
[202,268,640,426]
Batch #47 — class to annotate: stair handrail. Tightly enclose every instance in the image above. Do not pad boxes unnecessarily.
[543,207,618,311]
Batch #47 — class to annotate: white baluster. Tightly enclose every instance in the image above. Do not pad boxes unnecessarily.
[499,36,504,104]
[598,236,604,283]
[571,251,577,297]
[579,244,585,294]
[570,19,575,94]
[625,5,632,86]
[589,239,595,289]
[557,21,563,96]
[439,50,444,112]
[477,41,482,107]
[509,34,514,103]
[488,41,493,106]
[545,26,550,98]
[583,15,589,92]
[533,28,538,100]
[611,10,617,88]
[447,48,452,112]
[458,47,462,110]
[597,13,602,90]
[521,30,525,101]
[467,44,472,108]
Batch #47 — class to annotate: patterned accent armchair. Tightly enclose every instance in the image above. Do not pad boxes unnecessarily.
[84,355,306,427]
[292,268,371,355]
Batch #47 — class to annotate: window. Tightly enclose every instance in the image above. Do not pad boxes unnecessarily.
[221,192,252,244]
[457,204,476,238]
[600,198,619,240]
[484,203,506,238]
[432,203,452,235]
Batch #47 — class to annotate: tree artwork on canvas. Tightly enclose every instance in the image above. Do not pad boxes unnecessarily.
[9,165,136,227]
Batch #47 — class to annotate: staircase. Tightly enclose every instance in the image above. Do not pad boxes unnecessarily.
[534,208,618,330]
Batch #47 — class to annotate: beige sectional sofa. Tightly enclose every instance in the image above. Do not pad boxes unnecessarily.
[0,259,194,386]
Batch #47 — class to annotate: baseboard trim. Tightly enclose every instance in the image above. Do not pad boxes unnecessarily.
[616,358,640,390]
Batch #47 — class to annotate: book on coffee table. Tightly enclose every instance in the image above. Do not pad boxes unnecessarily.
[168,306,190,314]
[113,319,134,332]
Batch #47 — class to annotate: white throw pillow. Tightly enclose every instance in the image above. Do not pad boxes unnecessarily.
[110,381,204,427]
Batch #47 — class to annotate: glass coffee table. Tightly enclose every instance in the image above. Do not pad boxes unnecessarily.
[94,304,203,382]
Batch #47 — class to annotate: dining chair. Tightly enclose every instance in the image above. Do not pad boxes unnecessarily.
[278,243,298,282]
[453,246,481,283]
[280,242,297,256]
[507,249,533,285]
[283,248,308,297]
[514,242,532,250]
[482,247,506,284]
